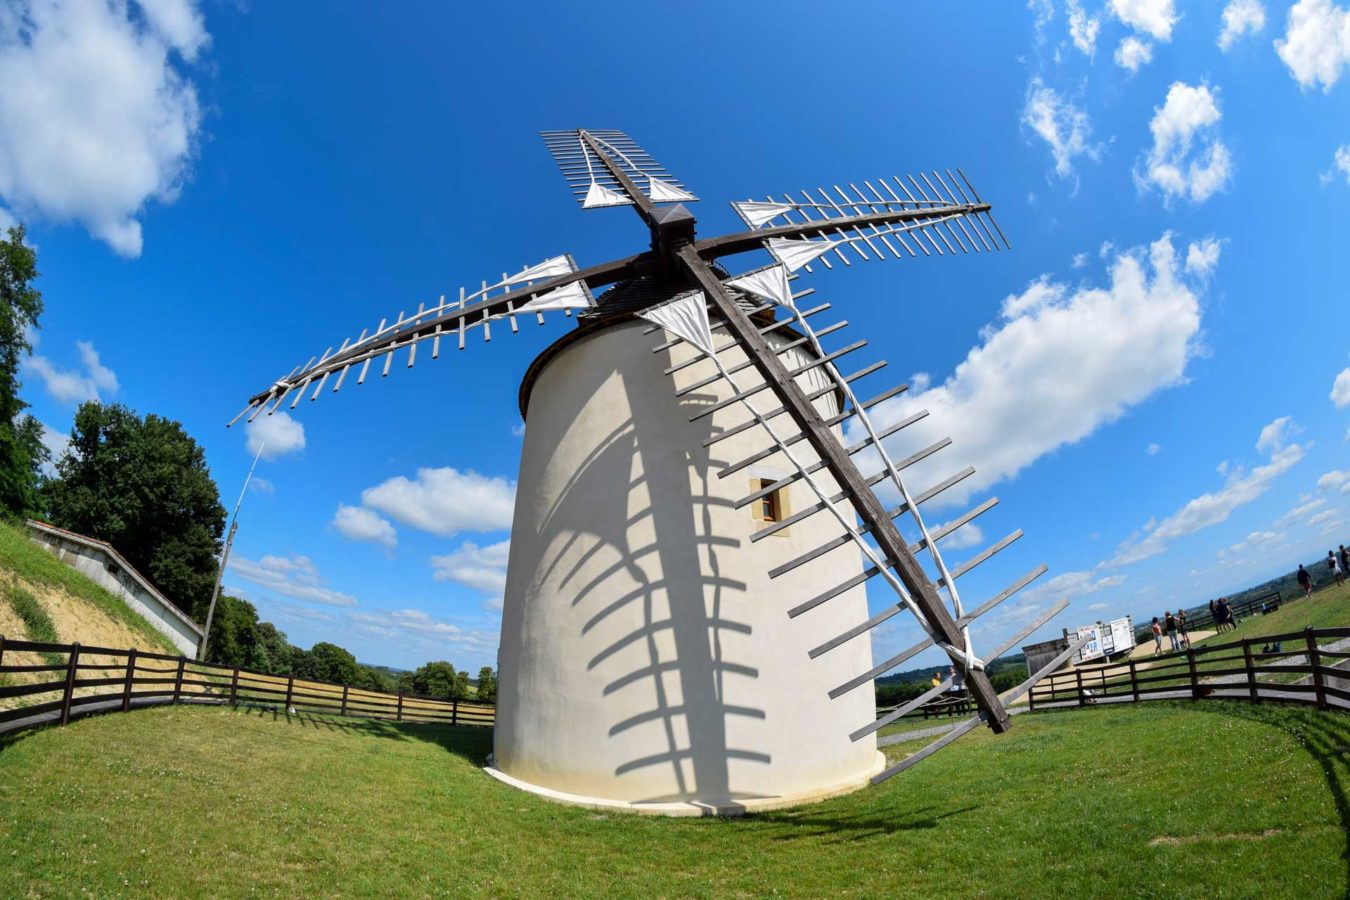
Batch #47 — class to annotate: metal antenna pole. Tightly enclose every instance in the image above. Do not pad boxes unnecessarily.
[198,442,265,661]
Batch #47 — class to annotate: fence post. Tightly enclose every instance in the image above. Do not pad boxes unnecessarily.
[1028,678,1037,712]
[284,676,294,712]
[451,699,459,726]
[1075,669,1085,706]
[59,642,80,726]
[1243,639,1257,703]
[340,684,349,717]
[121,647,137,713]
[229,667,239,706]
[1186,648,1199,699]
[1307,627,1328,709]
[396,691,404,722]
[172,655,186,704]
[0,633,6,668]
[1129,659,1139,703]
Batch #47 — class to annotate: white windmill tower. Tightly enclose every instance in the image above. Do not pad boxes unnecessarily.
[234,129,1082,815]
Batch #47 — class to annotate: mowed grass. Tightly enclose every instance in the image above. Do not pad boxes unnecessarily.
[1189,582,1350,650]
[2,702,1348,897]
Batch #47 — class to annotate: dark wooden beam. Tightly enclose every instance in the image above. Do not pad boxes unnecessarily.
[673,242,1011,735]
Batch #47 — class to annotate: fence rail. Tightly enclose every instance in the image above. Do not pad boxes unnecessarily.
[1029,625,1350,713]
[0,635,495,737]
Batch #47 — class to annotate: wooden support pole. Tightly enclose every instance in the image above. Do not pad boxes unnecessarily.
[230,667,239,706]
[396,691,404,722]
[172,656,185,704]
[60,643,80,726]
[1186,648,1199,699]
[0,633,6,669]
[451,699,459,726]
[340,684,349,717]
[284,675,294,712]
[1075,669,1085,707]
[1129,659,1139,703]
[1243,639,1257,703]
[675,243,1011,734]
[121,648,137,713]
[1307,627,1327,709]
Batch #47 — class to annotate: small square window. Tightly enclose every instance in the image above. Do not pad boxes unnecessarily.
[754,478,785,523]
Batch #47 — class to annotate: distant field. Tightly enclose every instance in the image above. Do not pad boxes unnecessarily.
[2,701,1346,896]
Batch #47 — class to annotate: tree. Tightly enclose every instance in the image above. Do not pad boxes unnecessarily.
[297,642,359,685]
[43,402,226,619]
[0,225,45,516]
[410,660,458,699]
[203,595,261,668]
[475,666,497,703]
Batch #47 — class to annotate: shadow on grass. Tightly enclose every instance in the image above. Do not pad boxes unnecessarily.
[231,704,494,765]
[750,803,983,843]
[1191,701,1350,889]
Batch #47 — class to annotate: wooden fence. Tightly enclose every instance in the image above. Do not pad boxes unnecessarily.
[1029,625,1350,712]
[0,636,495,736]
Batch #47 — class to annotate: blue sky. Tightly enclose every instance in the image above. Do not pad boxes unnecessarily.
[2,0,1348,672]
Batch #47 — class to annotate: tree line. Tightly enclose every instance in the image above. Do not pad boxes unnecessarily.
[0,224,495,703]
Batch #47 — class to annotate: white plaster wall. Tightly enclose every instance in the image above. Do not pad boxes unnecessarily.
[495,318,879,807]
[27,530,203,656]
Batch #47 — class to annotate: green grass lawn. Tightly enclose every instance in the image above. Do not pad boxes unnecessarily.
[1189,581,1350,650]
[2,702,1348,897]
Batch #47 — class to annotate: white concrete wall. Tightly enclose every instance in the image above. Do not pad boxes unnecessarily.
[26,524,203,656]
[495,318,880,809]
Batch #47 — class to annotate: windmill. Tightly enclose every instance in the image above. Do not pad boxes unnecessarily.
[233,129,1082,814]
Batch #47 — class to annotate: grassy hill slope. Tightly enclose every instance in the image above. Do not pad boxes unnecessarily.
[0,520,179,665]
[1,701,1345,896]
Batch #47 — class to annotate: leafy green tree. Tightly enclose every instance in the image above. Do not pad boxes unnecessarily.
[203,595,261,667]
[42,402,226,619]
[297,641,359,685]
[411,660,458,699]
[353,665,395,693]
[475,666,497,703]
[0,225,45,516]
[451,669,470,701]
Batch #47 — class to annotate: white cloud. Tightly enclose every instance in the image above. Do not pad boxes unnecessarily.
[1109,0,1177,39]
[1029,0,1055,34]
[1219,0,1266,49]
[37,419,67,475]
[1147,442,1162,456]
[854,234,1204,507]
[1107,419,1306,566]
[1220,529,1282,558]
[1331,367,1350,408]
[1275,0,1350,92]
[24,339,119,404]
[935,521,984,551]
[1256,416,1296,454]
[248,476,274,496]
[228,554,358,608]
[1022,79,1098,178]
[1114,35,1154,71]
[332,504,397,548]
[361,467,515,538]
[348,608,499,656]
[1327,146,1350,185]
[1068,0,1101,56]
[1308,509,1340,527]
[245,411,306,460]
[0,0,207,256]
[1319,469,1350,493]
[431,539,511,608]
[1026,569,1128,602]
[1275,495,1326,526]
[0,206,14,231]
[1071,252,1089,268]
[1136,82,1232,204]
[1185,237,1222,276]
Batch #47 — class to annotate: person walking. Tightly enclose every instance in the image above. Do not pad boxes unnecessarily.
[1298,564,1313,598]
[1164,611,1180,651]
[1151,617,1163,656]
[1340,545,1350,582]
[1330,551,1345,588]
[1177,609,1190,648]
